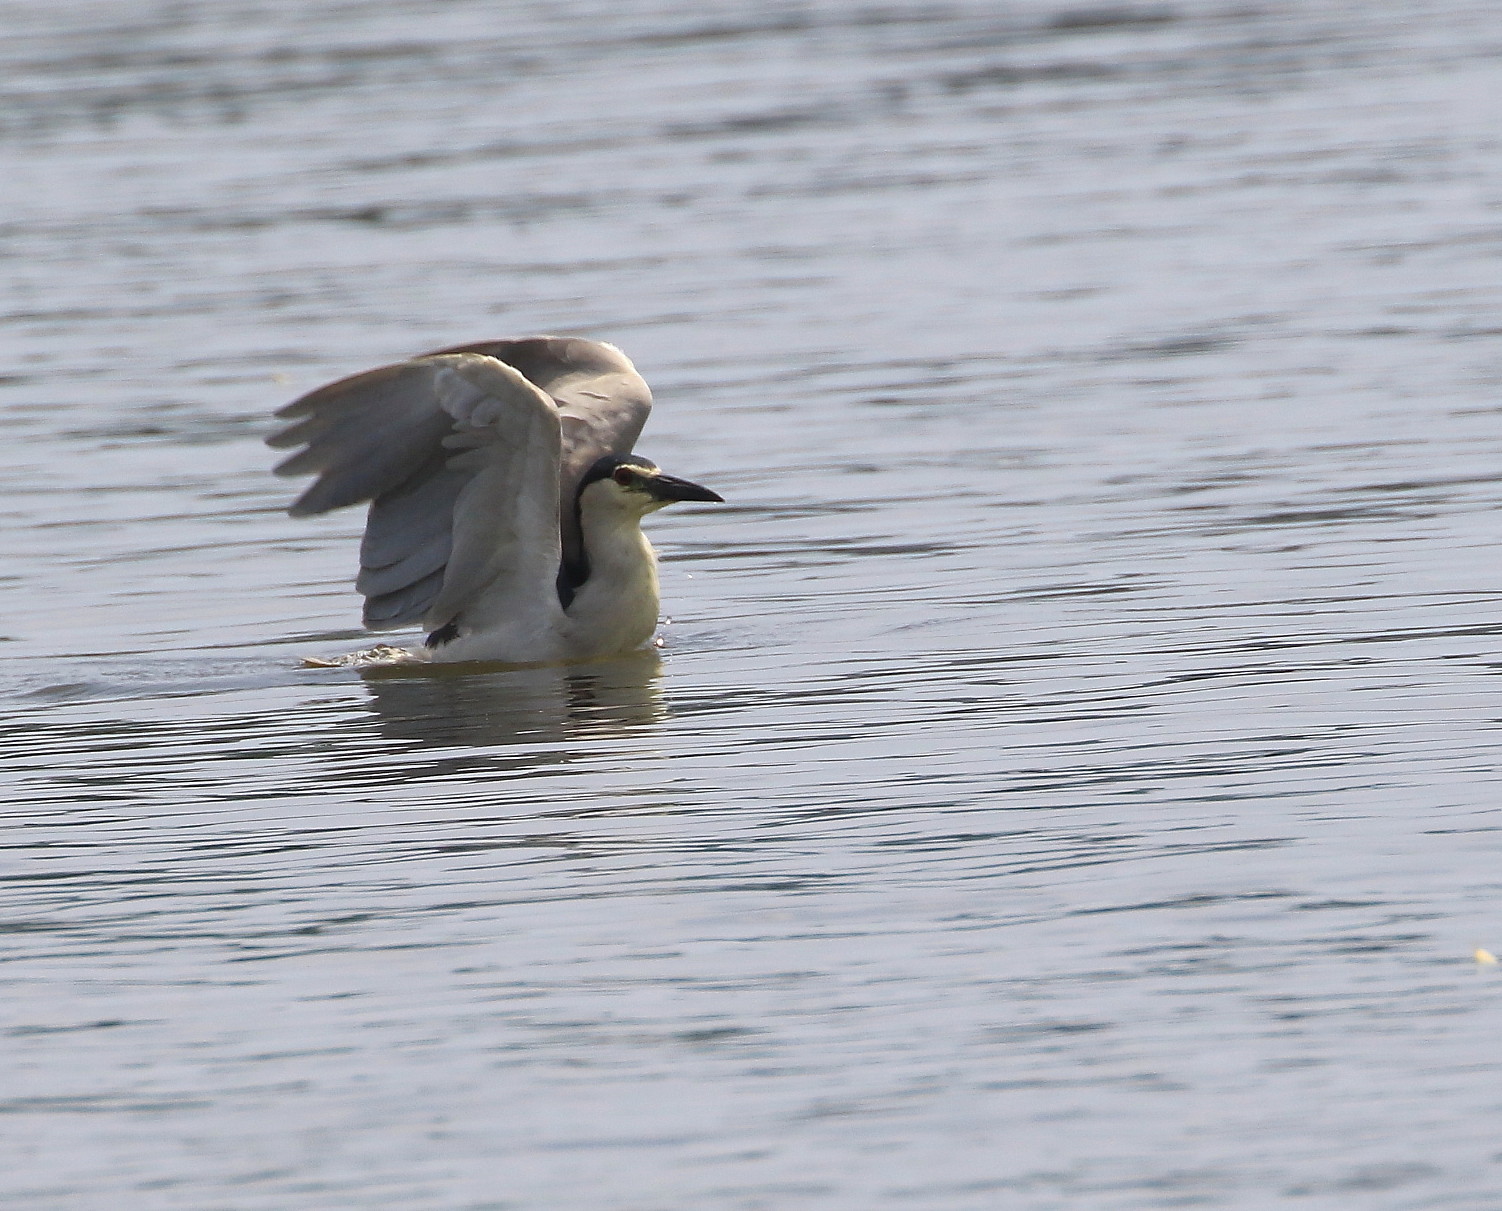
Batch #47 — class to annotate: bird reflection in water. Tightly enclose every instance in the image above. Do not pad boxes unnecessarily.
[355,648,666,753]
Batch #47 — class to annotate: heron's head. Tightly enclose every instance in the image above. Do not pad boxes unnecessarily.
[579,455,724,516]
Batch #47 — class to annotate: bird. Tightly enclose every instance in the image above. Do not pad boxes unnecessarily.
[267,336,724,665]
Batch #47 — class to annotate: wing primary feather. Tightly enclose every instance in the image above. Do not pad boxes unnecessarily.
[362,566,447,630]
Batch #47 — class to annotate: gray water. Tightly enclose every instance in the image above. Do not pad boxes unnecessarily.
[5,1,1502,1207]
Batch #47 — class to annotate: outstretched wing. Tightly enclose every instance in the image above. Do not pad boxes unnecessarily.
[433,337,652,564]
[269,336,653,631]
[270,352,562,632]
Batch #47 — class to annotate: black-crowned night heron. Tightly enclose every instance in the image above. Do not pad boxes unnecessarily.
[268,337,723,664]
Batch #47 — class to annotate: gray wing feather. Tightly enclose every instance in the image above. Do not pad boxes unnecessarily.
[270,363,455,519]
[354,462,466,593]
[419,356,563,632]
[433,337,652,564]
[363,568,446,629]
[269,336,650,632]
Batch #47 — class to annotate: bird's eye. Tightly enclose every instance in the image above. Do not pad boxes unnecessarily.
[612,467,636,487]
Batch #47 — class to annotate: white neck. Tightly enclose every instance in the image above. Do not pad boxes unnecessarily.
[561,484,663,657]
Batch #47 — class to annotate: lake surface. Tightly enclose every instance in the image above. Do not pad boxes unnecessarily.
[4,0,1502,1206]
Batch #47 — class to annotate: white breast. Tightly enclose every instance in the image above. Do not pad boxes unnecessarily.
[560,523,662,659]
